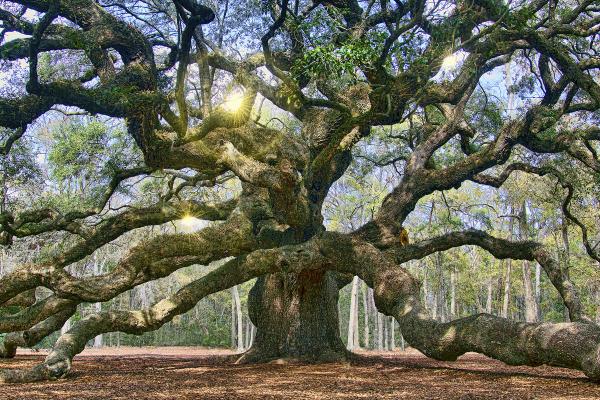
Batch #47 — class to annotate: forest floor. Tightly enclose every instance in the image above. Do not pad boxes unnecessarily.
[2,347,600,399]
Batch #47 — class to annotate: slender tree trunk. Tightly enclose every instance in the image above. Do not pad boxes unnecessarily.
[231,285,244,352]
[244,316,251,350]
[522,259,538,322]
[250,323,256,347]
[362,281,370,349]
[534,263,541,320]
[519,202,539,322]
[93,257,103,348]
[116,295,125,347]
[450,265,457,319]
[501,214,513,319]
[371,287,378,349]
[562,220,572,322]
[389,316,395,351]
[423,265,430,312]
[353,280,359,348]
[368,287,379,350]
[434,252,447,322]
[92,303,103,348]
[230,292,236,348]
[346,276,359,350]
[399,329,405,351]
[485,278,493,315]
[501,259,512,318]
[244,271,347,362]
[382,316,388,351]
[377,312,384,351]
[594,285,600,325]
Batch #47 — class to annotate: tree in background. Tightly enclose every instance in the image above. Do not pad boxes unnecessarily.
[0,0,599,383]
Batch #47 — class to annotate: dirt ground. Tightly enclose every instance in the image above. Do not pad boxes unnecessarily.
[2,347,600,399]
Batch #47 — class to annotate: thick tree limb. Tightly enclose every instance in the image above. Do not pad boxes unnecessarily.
[0,306,75,358]
[3,231,600,382]
[0,211,255,304]
[387,229,587,322]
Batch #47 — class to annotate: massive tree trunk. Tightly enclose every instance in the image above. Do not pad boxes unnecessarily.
[243,270,347,362]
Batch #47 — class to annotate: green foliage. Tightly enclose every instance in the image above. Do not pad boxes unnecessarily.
[290,9,386,81]
[0,130,42,187]
[291,35,384,81]
[48,119,130,183]
[42,118,143,210]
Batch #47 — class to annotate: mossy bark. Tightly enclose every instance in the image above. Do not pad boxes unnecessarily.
[244,270,347,362]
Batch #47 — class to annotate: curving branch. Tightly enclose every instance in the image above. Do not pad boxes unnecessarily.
[317,233,600,381]
[0,306,76,358]
[0,238,330,382]
[472,161,600,263]
[3,229,599,382]
[0,208,253,305]
[386,228,587,322]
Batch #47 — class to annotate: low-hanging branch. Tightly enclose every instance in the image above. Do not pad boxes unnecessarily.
[3,230,600,382]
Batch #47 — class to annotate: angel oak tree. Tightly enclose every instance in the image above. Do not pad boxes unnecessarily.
[1,0,600,383]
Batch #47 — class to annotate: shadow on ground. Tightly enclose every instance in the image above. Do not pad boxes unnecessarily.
[1,348,598,399]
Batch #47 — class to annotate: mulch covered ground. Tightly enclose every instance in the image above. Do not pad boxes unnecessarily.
[2,347,600,399]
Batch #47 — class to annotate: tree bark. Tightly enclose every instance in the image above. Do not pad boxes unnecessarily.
[434,252,448,322]
[501,210,515,318]
[244,316,251,350]
[519,203,539,322]
[346,276,359,350]
[230,285,244,352]
[389,316,395,351]
[0,307,75,358]
[450,265,457,318]
[501,259,512,318]
[485,278,493,315]
[561,220,572,322]
[367,287,378,350]
[362,281,370,348]
[535,263,541,320]
[92,257,103,348]
[243,270,347,362]
[399,329,405,351]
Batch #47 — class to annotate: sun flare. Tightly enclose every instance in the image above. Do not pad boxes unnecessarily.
[180,214,200,229]
[441,53,460,70]
[223,91,245,112]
